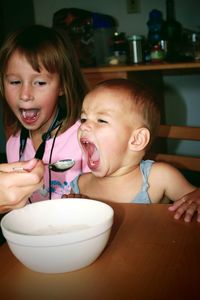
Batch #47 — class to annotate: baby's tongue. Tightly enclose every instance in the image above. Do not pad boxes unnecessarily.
[91,147,100,162]
[88,143,100,163]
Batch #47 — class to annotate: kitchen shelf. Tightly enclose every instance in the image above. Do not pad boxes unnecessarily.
[82,61,200,73]
[82,61,200,88]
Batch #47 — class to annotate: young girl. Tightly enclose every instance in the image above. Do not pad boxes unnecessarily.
[0,24,90,202]
[69,78,200,222]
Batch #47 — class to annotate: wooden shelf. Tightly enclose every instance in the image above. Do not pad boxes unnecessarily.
[82,61,200,74]
[82,61,200,88]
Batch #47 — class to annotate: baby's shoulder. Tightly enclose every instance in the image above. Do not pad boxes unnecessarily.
[150,161,178,173]
[149,161,183,185]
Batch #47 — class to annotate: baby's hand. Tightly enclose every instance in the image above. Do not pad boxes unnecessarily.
[168,189,200,222]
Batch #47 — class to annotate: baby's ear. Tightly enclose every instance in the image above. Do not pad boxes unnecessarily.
[128,127,150,151]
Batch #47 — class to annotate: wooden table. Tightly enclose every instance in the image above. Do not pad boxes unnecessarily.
[0,203,200,300]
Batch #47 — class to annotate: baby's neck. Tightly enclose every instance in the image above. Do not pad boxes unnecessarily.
[82,165,142,203]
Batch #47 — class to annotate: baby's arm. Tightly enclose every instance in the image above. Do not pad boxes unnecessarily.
[149,162,198,221]
[150,162,195,200]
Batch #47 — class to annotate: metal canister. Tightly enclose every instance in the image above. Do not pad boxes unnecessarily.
[128,35,143,64]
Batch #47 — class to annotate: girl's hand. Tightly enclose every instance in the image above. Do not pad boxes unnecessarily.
[0,159,44,213]
[168,189,200,222]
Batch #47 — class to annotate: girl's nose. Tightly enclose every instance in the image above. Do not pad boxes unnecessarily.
[19,85,34,101]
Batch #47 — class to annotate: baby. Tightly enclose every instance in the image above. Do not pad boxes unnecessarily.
[67,78,199,222]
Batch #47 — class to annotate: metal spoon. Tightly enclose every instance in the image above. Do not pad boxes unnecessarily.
[12,159,75,173]
[48,159,75,172]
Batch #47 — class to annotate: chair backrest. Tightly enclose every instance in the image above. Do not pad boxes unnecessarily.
[148,125,200,172]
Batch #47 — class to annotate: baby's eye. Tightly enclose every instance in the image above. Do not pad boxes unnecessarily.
[98,119,108,124]
[80,117,87,123]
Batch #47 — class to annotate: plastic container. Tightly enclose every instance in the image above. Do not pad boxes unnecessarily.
[147,9,165,46]
[92,13,116,66]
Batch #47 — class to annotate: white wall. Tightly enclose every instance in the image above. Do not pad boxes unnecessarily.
[33,0,200,35]
[33,0,200,156]
[0,1,198,156]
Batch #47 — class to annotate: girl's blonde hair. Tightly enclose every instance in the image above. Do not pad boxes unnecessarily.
[0,24,89,135]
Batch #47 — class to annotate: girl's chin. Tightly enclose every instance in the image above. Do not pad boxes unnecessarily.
[21,118,38,127]
[21,122,39,130]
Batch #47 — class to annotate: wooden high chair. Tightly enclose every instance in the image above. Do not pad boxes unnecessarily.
[149,125,200,173]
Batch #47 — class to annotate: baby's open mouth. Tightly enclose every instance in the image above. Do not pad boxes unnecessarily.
[80,138,100,169]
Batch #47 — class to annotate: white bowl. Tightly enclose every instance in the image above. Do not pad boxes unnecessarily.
[1,198,114,273]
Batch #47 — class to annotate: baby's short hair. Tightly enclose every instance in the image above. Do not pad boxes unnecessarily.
[93,78,161,147]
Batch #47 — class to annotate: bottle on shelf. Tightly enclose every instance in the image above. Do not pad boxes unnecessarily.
[146,9,166,63]
[163,0,183,62]
[147,9,165,46]
[109,32,128,65]
[191,32,200,61]
[150,44,165,63]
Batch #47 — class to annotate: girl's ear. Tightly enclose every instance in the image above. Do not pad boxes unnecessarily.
[129,127,150,151]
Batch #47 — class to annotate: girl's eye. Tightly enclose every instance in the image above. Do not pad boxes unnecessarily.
[10,80,21,85]
[34,81,47,86]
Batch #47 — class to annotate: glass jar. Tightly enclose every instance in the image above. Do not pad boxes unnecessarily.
[128,35,143,64]
[192,32,200,60]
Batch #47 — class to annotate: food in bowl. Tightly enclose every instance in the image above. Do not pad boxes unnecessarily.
[1,198,114,273]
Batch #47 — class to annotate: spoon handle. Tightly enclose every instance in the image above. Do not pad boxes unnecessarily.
[13,163,49,172]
